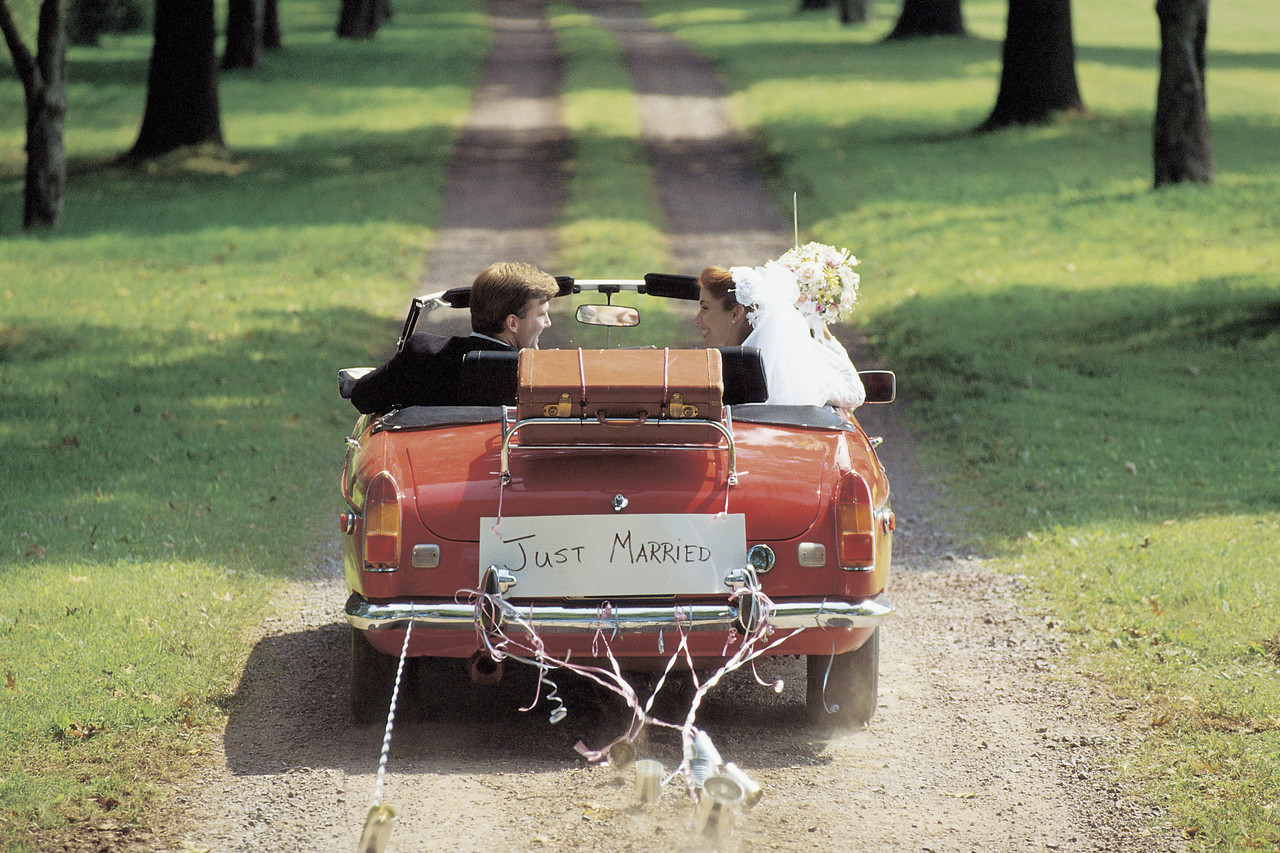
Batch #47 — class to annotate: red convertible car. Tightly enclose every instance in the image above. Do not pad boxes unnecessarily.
[337,275,895,730]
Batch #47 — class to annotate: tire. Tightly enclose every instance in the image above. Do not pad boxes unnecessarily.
[806,628,879,728]
[350,625,398,724]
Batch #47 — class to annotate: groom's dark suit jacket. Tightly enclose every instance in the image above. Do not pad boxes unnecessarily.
[350,333,513,414]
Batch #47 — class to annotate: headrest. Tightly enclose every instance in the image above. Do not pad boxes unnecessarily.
[458,350,519,406]
[717,346,768,405]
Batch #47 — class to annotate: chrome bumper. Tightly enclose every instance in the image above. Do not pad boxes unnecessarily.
[344,592,893,634]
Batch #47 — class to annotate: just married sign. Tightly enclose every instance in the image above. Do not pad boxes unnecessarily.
[478,513,747,598]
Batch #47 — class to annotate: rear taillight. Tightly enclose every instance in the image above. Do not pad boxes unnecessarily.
[363,473,401,569]
[836,471,875,569]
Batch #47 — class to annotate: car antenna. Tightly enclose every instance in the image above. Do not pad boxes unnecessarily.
[792,191,800,249]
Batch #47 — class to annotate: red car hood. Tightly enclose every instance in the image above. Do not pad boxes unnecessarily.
[404,421,834,542]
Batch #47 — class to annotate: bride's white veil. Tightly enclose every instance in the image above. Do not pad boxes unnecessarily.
[730,264,865,408]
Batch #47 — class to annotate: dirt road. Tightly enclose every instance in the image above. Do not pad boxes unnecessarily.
[142,1,1183,850]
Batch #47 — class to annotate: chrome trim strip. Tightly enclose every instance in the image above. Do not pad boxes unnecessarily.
[344,592,893,634]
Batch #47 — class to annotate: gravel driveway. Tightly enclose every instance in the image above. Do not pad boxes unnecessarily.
[135,1,1185,850]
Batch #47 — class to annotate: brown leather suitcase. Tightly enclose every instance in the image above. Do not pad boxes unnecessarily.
[516,348,724,444]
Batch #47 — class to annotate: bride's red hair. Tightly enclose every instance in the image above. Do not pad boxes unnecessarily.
[698,266,737,311]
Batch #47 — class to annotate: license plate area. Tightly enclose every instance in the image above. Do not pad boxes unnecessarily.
[479,513,746,598]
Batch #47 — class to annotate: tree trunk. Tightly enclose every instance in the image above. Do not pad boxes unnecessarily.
[1153,0,1213,186]
[125,0,223,162]
[885,0,965,40]
[222,0,263,70]
[797,0,865,23]
[336,0,392,39]
[978,0,1085,131]
[837,0,869,25]
[68,0,110,46]
[24,1,67,227]
[263,0,282,50]
[1,0,67,227]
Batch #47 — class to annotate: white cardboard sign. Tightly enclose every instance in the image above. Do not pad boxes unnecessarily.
[478,513,747,598]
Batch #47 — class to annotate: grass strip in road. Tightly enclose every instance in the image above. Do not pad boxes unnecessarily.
[644,0,1280,848]
[550,4,667,276]
[0,0,486,847]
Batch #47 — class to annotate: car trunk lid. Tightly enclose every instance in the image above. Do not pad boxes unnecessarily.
[404,421,835,542]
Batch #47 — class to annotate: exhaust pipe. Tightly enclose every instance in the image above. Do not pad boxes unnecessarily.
[467,650,504,685]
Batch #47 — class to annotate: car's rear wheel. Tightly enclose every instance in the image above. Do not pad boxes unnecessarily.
[805,628,879,727]
[350,625,398,724]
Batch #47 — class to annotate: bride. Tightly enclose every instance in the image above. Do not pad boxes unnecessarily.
[695,263,865,408]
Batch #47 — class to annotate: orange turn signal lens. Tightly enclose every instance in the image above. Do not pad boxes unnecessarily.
[363,473,401,568]
[836,473,875,567]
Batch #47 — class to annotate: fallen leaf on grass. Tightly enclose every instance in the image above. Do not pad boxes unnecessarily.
[66,722,102,740]
[1260,633,1280,663]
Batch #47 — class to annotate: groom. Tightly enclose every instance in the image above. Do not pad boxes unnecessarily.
[349,262,560,414]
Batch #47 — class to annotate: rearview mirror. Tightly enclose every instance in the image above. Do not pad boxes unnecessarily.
[576,304,640,327]
[859,370,896,404]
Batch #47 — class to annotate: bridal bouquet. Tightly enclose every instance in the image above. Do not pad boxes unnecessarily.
[771,242,860,324]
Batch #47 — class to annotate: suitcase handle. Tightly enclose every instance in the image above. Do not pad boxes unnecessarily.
[596,412,650,428]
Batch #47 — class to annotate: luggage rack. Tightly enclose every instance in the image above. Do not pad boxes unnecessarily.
[498,405,739,487]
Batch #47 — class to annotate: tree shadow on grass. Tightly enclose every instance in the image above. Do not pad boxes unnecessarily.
[0,306,394,573]
[874,276,1280,530]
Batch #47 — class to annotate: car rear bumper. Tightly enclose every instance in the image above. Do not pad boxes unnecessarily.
[344,591,893,635]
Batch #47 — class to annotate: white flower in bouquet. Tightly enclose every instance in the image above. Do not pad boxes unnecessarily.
[772,241,860,324]
[794,260,823,287]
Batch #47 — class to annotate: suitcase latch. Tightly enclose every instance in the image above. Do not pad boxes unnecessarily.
[543,393,573,417]
[667,393,698,419]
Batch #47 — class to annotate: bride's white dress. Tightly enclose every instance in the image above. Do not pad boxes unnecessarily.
[731,264,865,408]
